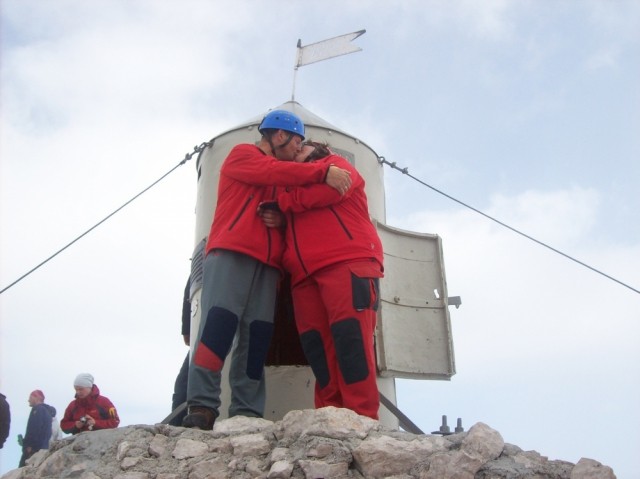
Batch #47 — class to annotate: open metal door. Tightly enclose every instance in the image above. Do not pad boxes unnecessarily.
[375,222,456,380]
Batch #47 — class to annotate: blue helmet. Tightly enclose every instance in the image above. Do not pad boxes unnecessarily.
[258,110,305,139]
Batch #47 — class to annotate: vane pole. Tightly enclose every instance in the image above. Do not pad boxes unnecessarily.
[291,66,298,101]
[291,40,302,101]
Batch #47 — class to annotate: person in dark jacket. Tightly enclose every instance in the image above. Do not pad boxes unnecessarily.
[169,276,191,426]
[60,373,119,434]
[19,390,52,467]
[0,392,10,449]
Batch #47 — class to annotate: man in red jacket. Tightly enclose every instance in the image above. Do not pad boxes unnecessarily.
[60,373,119,434]
[261,141,383,420]
[184,111,352,430]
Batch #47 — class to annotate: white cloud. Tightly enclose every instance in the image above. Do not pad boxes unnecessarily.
[392,187,639,362]
[585,48,618,71]
[486,187,600,244]
[453,0,517,41]
[2,4,248,133]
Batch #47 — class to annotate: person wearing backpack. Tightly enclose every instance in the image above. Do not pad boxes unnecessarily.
[19,390,52,467]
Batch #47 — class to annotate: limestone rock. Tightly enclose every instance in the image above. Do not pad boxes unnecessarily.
[268,460,294,478]
[215,415,274,435]
[281,406,379,441]
[0,407,616,479]
[171,437,208,459]
[148,434,170,458]
[571,458,616,479]
[230,433,272,457]
[352,434,449,477]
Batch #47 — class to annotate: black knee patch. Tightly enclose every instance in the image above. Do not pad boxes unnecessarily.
[247,320,274,380]
[331,318,369,384]
[201,306,238,362]
[299,330,330,389]
[352,274,380,312]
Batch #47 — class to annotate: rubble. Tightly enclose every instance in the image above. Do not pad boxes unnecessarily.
[1,407,616,479]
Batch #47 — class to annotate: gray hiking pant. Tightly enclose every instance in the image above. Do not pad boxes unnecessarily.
[187,249,279,418]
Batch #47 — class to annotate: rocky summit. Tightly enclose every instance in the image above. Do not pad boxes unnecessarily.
[1,407,616,479]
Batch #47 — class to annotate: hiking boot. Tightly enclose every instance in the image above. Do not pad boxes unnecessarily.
[182,406,216,430]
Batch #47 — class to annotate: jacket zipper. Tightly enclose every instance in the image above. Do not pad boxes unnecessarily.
[291,215,309,277]
[266,227,272,263]
[292,208,353,277]
[228,195,253,230]
[330,207,353,239]
[265,185,279,263]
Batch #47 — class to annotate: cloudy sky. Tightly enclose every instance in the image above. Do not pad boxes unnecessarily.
[1,0,639,477]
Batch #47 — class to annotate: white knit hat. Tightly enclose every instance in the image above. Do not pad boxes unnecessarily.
[74,373,94,388]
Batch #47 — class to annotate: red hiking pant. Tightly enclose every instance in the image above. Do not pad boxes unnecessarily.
[291,260,382,419]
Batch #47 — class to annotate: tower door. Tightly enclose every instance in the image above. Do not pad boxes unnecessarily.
[374,222,456,380]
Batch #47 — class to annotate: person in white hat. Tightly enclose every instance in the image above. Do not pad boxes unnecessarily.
[60,374,119,434]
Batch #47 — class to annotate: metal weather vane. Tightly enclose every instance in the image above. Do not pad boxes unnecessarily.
[291,29,366,101]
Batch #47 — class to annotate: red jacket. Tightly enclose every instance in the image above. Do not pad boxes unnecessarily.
[277,154,384,285]
[60,385,119,434]
[205,144,330,269]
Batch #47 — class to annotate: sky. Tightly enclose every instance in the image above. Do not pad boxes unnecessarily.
[1,0,639,477]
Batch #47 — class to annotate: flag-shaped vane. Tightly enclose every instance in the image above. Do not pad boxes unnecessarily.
[295,29,366,68]
[291,29,365,100]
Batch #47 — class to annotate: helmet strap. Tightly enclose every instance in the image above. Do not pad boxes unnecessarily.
[266,131,294,158]
[275,132,294,150]
[265,137,276,156]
